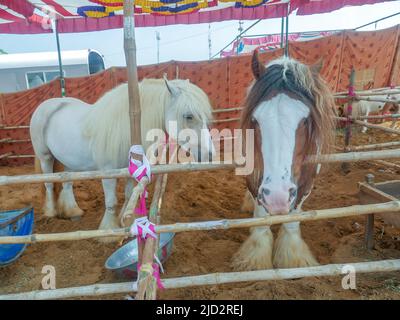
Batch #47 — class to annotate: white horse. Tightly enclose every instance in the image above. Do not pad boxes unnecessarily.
[352,98,387,133]
[351,91,400,133]
[30,78,214,232]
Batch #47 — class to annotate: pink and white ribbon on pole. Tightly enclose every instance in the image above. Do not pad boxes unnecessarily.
[128,145,152,216]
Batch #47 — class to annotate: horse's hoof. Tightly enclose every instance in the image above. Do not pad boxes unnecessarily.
[62,207,84,220]
[273,226,319,269]
[43,207,57,218]
[231,228,273,271]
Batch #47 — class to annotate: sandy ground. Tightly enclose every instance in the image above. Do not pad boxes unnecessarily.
[1,128,400,300]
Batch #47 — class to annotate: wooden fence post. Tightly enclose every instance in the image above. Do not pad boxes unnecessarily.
[342,68,355,174]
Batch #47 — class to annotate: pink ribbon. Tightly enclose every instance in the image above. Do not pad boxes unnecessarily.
[137,263,164,290]
[130,216,156,244]
[128,162,148,216]
[348,85,355,97]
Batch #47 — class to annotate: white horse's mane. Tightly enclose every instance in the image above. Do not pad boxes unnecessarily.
[82,78,212,168]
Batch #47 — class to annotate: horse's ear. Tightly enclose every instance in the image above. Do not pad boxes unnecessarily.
[252,50,266,80]
[164,76,180,97]
[311,58,324,74]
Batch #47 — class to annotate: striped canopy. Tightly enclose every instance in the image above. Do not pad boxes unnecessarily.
[0,0,396,33]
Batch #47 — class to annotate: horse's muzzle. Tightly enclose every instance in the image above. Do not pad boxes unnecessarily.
[257,185,297,215]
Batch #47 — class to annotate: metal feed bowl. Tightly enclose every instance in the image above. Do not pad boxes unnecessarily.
[105,232,175,279]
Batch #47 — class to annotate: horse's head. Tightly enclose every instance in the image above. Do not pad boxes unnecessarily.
[163,78,215,162]
[242,51,335,215]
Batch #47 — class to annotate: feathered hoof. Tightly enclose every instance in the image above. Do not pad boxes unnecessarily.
[63,207,84,220]
[231,228,273,271]
[273,226,319,269]
[43,206,57,218]
[97,211,122,243]
[57,198,84,219]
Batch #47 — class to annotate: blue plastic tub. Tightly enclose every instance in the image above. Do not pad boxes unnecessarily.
[0,206,34,266]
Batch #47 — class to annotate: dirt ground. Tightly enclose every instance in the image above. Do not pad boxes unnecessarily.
[1,128,400,300]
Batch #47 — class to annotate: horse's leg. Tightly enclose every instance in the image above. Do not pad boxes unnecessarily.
[120,178,134,217]
[99,178,119,230]
[37,156,57,218]
[273,221,318,268]
[362,110,369,133]
[273,197,318,268]
[56,168,83,220]
[232,191,273,271]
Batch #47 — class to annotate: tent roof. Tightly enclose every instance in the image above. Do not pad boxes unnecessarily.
[0,0,396,34]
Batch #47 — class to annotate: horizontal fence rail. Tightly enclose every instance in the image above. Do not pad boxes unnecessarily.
[1,201,399,244]
[1,259,399,300]
[2,149,400,186]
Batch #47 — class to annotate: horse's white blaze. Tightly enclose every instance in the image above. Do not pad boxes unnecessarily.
[253,93,309,214]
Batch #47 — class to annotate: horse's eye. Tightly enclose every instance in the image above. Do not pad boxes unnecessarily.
[251,117,256,124]
[184,114,193,121]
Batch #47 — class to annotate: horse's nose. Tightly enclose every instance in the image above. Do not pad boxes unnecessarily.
[258,184,297,215]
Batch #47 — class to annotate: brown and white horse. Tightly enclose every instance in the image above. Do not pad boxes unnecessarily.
[233,51,336,270]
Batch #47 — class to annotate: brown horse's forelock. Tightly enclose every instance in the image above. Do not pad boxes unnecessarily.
[241,60,336,205]
[242,63,314,128]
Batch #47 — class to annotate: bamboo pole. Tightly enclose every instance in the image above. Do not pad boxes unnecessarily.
[312,148,400,163]
[0,125,29,130]
[350,114,400,120]
[212,107,243,114]
[334,87,400,96]
[1,259,399,300]
[3,148,400,187]
[122,0,148,277]
[0,163,235,186]
[136,174,167,300]
[118,178,149,227]
[335,95,400,103]
[123,0,141,146]
[374,160,400,170]
[0,152,12,159]
[1,200,400,244]
[348,141,400,151]
[7,155,35,159]
[352,119,400,135]
[212,118,240,124]
[355,89,400,96]
[335,116,400,135]
[342,69,355,173]
[355,96,400,104]
[0,139,31,144]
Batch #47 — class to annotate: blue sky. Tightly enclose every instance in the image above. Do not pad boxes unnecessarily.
[0,2,399,67]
